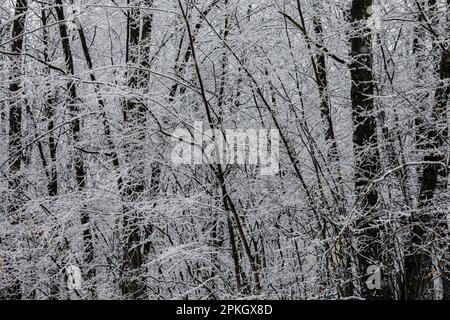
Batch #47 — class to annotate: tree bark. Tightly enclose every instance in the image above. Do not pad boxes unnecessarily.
[4,0,28,300]
[405,48,450,301]
[404,0,449,300]
[121,0,155,299]
[350,0,386,299]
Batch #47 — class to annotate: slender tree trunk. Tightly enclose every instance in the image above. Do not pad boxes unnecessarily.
[54,0,96,298]
[405,46,450,301]
[178,0,262,294]
[310,7,353,298]
[444,0,450,299]
[404,0,449,300]
[4,0,28,300]
[413,0,436,151]
[214,1,249,293]
[169,1,217,101]
[8,0,27,224]
[312,13,340,168]
[121,0,155,299]
[41,6,58,199]
[74,9,122,188]
[40,6,60,298]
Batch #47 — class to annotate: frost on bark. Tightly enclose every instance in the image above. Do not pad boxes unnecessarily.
[54,0,96,298]
[405,43,450,300]
[350,0,387,299]
[0,0,448,301]
[121,0,156,300]
[3,0,28,300]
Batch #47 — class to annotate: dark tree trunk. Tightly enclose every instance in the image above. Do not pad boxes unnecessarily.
[54,0,96,298]
[214,5,249,294]
[168,2,216,101]
[312,15,340,167]
[8,0,27,224]
[350,0,387,299]
[404,0,449,300]
[75,10,122,188]
[40,6,59,298]
[444,0,450,300]
[4,0,28,300]
[413,0,437,151]
[121,0,155,300]
[405,48,450,299]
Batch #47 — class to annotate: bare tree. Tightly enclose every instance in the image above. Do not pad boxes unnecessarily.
[349,0,387,299]
[54,0,96,298]
[3,0,28,300]
[405,1,450,299]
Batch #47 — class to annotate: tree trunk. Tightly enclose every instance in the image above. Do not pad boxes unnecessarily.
[121,0,155,299]
[4,0,28,300]
[54,0,96,298]
[350,0,386,299]
[405,48,450,300]
[312,13,340,168]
